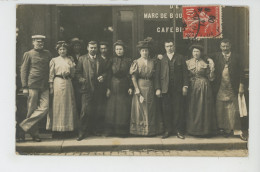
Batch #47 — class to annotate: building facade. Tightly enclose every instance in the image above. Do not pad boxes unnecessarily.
[16,5,249,68]
[16,5,249,131]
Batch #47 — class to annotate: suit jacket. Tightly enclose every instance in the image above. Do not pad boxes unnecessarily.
[71,54,78,65]
[99,56,112,84]
[76,54,104,94]
[70,54,80,89]
[155,53,189,93]
[212,52,245,96]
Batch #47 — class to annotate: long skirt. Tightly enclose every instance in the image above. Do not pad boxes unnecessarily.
[46,77,77,131]
[186,77,217,136]
[130,79,162,136]
[105,77,131,135]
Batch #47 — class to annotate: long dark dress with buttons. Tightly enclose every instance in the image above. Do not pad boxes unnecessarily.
[186,58,217,136]
[105,55,132,135]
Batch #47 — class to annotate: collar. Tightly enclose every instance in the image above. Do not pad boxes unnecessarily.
[89,54,96,59]
[191,57,203,64]
[75,53,81,59]
[34,48,44,52]
[140,57,148,65]
[222,52,231,57]
[101,55,106,60]
[167,52,174,60]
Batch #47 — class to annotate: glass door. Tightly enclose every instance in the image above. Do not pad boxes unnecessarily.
[112,7,138,58]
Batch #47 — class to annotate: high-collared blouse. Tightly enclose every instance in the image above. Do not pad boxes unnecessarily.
[186,57,214,81]
[49,56,76,83]
[130,57,155,80]
[111,56,132,78]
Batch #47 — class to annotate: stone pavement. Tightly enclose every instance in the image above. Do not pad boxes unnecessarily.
[19,149,248,157]
[16,134,248,156]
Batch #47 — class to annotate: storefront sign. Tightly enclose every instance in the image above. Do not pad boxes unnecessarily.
[143,5,183,34]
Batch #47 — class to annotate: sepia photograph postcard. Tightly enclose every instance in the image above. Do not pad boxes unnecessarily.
[1,0,260,171]
[15,4,249,157]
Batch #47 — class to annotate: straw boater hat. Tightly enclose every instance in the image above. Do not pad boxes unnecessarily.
[31,35,46,41]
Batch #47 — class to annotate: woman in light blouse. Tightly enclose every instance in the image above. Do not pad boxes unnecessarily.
[47,41,77,138]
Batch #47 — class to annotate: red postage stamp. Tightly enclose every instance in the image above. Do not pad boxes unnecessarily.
[182,6,222,39]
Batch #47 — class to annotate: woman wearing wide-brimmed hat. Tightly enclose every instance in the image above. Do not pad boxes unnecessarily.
[104,40,133,136]
[185,44,217,136]
[129,40,163,136]
[47,41,77,138]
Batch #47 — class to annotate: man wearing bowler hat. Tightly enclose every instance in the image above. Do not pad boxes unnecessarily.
[19,35,52,142]
[154,40,189,139]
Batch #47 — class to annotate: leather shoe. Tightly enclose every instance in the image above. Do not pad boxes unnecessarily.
[240,133,248,141]
[218,129,225,135]
[77,135,85,141]
[32,136,41,142]
[177,132,185,139]
[224,130,233,138]
[94,132,102,136]
[29,133,41,142]
[162,132,170,139]
[16,137,25,143]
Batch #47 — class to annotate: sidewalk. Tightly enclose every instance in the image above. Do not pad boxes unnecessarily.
[16,134,247,154]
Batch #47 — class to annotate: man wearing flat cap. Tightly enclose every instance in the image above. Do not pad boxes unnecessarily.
[212,39,248,141]
[154,40,189,139]
[76,40,106,141]
[19,35,52,142]
[70,37,84,65]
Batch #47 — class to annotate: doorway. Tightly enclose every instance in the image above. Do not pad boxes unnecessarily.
[58,6,141,58]
[59,6,113,53]
[112,6,143,58]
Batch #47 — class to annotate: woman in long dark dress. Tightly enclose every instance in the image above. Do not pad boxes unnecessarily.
[129,41,162,136]
[105,40,133,136]
[186,44,217,136]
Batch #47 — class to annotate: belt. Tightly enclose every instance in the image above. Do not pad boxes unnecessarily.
[139,77,151,80]
[55,75,71,80]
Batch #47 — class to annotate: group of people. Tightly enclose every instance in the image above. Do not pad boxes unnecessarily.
[17,34,248,142]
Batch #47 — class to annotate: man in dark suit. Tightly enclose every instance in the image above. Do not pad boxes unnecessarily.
[94,41,112,135]
[69,38,84,118]
[76,41,105,141]
[70,37,84,64]
[212,39,247,141]
[155,40,189,139]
